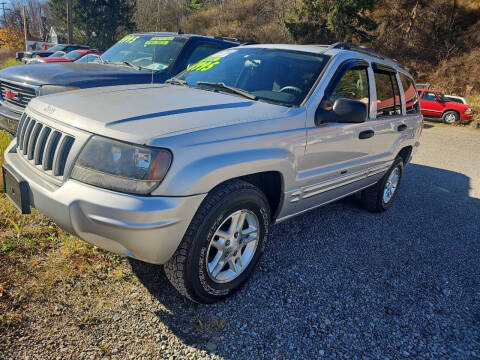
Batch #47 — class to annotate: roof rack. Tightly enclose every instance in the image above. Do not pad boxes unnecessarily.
[214,36,239,43]
[329,42,400,65]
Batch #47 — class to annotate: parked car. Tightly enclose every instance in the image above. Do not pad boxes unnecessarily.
[74,53,102,63]
[0,32,239,135]
[418,89,473,123]
[444,95,467,104]
[21,44,90,63]
[34,49,104,64]
[2,43,422,302]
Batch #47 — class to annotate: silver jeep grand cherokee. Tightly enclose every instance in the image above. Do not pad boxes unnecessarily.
[2,43,422,303]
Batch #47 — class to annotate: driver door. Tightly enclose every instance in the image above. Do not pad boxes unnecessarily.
[298,59,375,209]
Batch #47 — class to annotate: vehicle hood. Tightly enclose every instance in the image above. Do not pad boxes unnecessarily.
[444,101,469,110]
[0,63,158,88]
[27,84,292,144]
[41,57,73,63]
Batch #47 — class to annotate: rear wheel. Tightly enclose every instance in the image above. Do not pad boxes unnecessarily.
[164,180,270,303]
[361,157,404,212]
[442,110,459,124]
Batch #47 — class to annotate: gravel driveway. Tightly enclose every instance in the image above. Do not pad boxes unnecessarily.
[4,124,480,359]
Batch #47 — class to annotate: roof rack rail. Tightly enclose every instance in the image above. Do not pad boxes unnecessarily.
[329,42,400,65]
[213,36,239,42]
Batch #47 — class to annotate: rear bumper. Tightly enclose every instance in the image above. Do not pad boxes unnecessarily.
[4,140,206,264]
[0,101,22,135]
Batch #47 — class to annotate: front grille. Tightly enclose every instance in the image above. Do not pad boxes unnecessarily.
[1,81,37,109]
[17,115,75,179]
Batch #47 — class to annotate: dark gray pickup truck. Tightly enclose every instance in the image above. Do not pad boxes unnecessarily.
[1,32,238,135]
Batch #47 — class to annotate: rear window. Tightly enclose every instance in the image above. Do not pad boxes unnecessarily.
[400,73,420,114]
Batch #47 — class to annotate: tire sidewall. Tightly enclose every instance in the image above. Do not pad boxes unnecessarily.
[187,189,270,302]
[443,111,458,124]
[379,158,404,210]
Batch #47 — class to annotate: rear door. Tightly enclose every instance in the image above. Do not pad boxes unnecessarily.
[367,64,406,173]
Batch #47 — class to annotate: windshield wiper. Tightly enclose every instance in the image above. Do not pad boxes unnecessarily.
[165,77,187,86]
[98,56,109,64]
[196,81,257,100]
[121,61,142,70]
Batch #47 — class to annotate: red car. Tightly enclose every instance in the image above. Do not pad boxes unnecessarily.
[37,49,103,64]
[418,89,473,124]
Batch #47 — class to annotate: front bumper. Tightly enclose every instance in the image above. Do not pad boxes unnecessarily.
[460,113,473,121]
[4,140,206,264]
[0,101,22,135]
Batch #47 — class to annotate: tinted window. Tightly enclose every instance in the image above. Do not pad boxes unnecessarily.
[421,92,438,101]
[374,70,400,117]
[392,75,401,115]
[64,50,83,60]
[186,44,222,67]
[327,67,369,111]
[400,73,419,114]
[102,35,187,71]
[177,48,330,106]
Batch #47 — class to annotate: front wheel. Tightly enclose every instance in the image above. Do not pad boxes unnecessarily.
[442,110,459,124]
[164,180,270,303]
[361,157,404,212]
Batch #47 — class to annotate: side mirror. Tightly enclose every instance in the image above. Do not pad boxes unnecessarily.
[315,98,368,125]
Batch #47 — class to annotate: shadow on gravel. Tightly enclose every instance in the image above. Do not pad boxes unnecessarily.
[130,163,480,359]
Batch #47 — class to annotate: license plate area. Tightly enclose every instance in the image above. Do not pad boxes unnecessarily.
[2,164,30,214]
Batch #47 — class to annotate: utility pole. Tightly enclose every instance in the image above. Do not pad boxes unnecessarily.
[66,0,73,44]
[0,2,7,26]
[23,6,28,51]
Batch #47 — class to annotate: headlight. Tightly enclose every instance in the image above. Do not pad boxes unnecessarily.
[465,108,472,114]
[71,136,172,195]
[38,85,79,96]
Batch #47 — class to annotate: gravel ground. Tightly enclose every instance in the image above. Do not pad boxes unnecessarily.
[3,124,480,359]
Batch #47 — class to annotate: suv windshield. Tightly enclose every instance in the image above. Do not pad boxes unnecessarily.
[176,48,330,106]
[48,44,66,53]
[101,34,187,71]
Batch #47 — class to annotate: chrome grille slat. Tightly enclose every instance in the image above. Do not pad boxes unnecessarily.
[22,119,36,154]
[1,81,37,108]
[27,122,43,160]
[34,127,51,165]
[16,115,75,181]
[17,115,30,151]
[53,135,74,177]
[42,131,61,171]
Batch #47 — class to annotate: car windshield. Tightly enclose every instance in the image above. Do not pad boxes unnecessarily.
[49,51,65,57]
[101,34,187,71]
[48,44,66,52]
[63,50,83,60]
[176,48,330,106]
[436,92,448,102]
[75,54,100,63]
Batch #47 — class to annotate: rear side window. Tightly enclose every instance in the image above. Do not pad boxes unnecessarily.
[374,70,401,117]
[400,73,420,114]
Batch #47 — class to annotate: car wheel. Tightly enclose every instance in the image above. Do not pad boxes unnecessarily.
[164,179,270,303]
[361,157,404,212]
[442,110,459,124]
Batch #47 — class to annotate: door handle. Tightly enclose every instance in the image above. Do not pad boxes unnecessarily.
[397,124,407,132]
[359,130,374,139]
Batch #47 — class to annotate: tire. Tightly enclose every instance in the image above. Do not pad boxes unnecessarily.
[164,179,270,303]
[442,110,459,124]
[361,157,404,212]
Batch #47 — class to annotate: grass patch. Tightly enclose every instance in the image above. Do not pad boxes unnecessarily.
[0,58,21,70]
